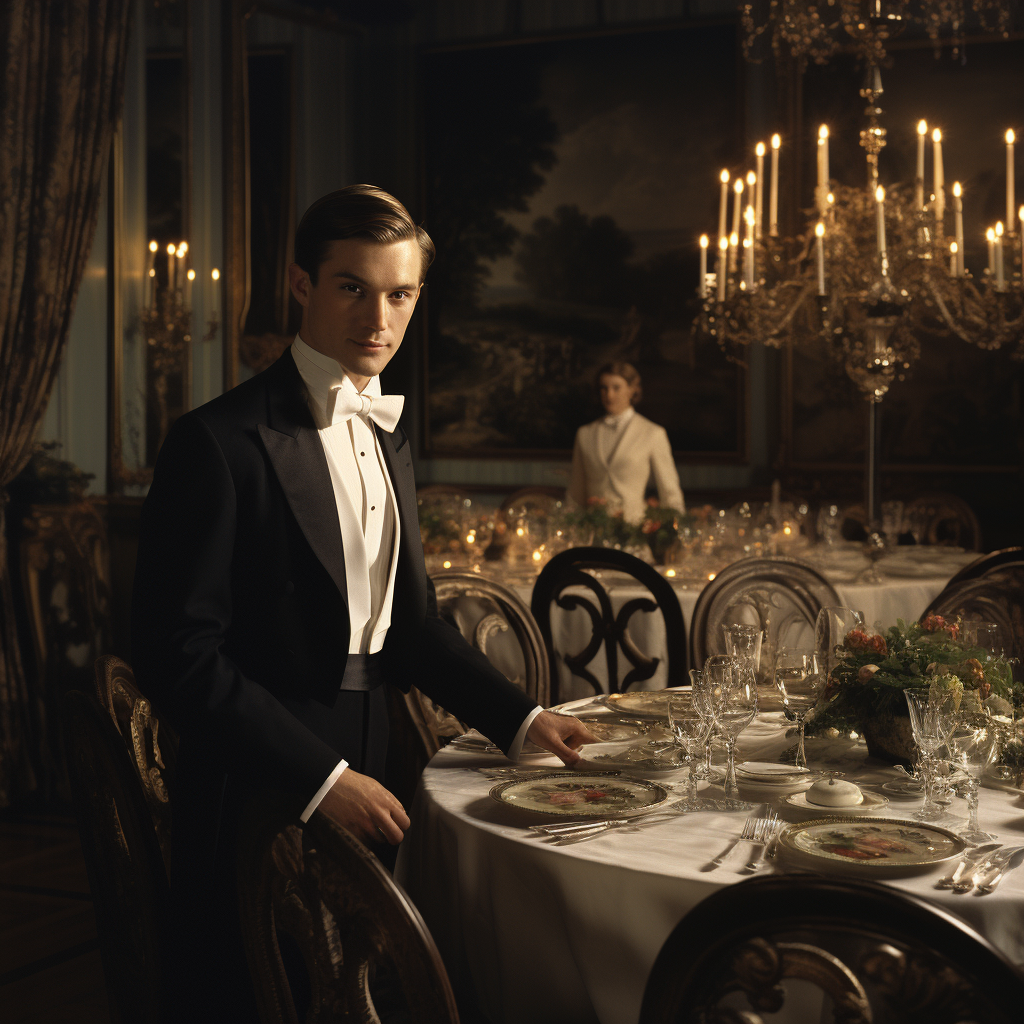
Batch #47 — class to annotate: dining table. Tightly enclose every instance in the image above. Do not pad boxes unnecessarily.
[395,705,1024,1024]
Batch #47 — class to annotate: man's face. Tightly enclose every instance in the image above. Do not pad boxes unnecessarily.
[288,237,423,388]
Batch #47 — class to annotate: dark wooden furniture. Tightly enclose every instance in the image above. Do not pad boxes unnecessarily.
[689,556,840,670]
[62,689,169,1024]
[236,793,459,1024]
[640,875,1024,1024]
[531,546,686,703]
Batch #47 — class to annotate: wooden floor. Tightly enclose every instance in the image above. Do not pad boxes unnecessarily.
[0,805,110,1023]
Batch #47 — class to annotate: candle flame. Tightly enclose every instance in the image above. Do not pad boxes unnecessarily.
[729,231,738,246]
[987,228,996,242]
[211,268,221,280]
[443,560,451,569]
[746,171,756,186]
[148,268,155,277]
[178,241,188,255]
[815,221,825,238]
[771,133,780,149]
[665,569,676,578]
[744,205,755,225]
[166,243,176,255]
[719,236,729,251]
[1007,129,1016,145]
[932,128,942,143]
[950,241,958,254]
[756,142,765,156]
[733,178,744,194]
[699,234,709,248]
[917,119,928,136]
[996,221,1004,236]
[827,192,835,205]
[875,185,885,203]
[952,181,962,197]
[1019,205,1024,221]
[742,237,751,249]
[187,268,196,281]
[818,124,829,140]
[148,240,158,252]
[720,169,730,183]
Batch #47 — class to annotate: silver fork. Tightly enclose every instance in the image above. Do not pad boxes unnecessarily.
[741,813,780,872]
[953,846,1023,893]
[702,814,759,872]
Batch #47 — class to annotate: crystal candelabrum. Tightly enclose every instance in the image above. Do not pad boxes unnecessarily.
[140,239,221,443]
[694,66,1023,523]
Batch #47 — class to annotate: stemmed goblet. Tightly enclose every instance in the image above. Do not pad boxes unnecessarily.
[667,694,714,810]
[904,688,951,821]
[703,655,758,797]
[948,710,1000,844]
[689,668,715,780]
[772,648,821,769]
[722,623,764,680]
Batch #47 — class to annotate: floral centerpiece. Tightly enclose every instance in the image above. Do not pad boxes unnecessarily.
[559,497,692,564]
[809,615,1021,764]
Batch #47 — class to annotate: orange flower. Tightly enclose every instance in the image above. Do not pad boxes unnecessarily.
[845,629,888,657]
[641,519,659,534]
[921,613,958,639]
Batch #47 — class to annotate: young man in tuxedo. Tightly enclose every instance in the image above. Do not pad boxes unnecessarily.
[131,184,594,1018]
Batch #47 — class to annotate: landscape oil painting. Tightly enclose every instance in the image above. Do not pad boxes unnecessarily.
[421,24,746,459]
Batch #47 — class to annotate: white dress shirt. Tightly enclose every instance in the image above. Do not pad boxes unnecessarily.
[596,405,635,466]
[289,336,540,821]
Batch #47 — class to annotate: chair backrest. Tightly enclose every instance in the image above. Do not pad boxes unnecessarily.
[498,486,566,518]
[387,573,549,805]
[689,555,840,670]
[531,546,686,703]
[94,655,176,876]
[923,554,1024,662]
[905,491,982,550]
[62,689,170,1024]
[640,875,1024,1024]
[236,794,459,1024]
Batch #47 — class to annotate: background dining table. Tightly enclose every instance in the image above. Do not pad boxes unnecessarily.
[395,714,1024,1024]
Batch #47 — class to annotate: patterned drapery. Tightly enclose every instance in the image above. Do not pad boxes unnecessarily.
[0,0,132,806]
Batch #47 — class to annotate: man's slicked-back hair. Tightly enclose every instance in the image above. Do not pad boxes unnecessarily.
[294,184,435,285]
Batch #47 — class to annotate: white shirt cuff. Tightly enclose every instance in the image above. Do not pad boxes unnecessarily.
[507,706,544,762]
[300,759,349,823]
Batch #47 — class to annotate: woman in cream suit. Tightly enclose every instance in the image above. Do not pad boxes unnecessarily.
[568,362,684,522]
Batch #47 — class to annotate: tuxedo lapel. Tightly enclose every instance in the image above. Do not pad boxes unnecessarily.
[257,355,348,603]
[376,424,417,544]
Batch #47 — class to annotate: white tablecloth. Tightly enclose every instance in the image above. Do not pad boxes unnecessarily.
[396,721,1024,1024]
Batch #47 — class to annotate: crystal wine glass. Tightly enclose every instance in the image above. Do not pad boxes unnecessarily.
[904,688,949,821]
[704,655,758,796]
[814,607,864,686]
[668,693,714,809]
[948,710,1000,843]
[773,648,821,769]
[689,668,716,780]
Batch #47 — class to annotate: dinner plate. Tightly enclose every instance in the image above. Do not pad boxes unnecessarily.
[737,762,811,781]
[775,818,967,877]
[490,773,669,818]
[599,688,689,719]
[581,740,688,774]
[783,790,889,815]
[881,779,924,799]
[574,718,649,742]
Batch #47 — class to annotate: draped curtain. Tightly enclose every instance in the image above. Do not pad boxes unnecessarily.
[0,0,132,805]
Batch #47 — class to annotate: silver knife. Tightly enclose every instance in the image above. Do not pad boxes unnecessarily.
[974,847,1024,894]
[702,838,740,871]
[936,843,1001,890]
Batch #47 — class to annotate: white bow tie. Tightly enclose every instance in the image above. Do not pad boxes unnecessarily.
[328,387,405,431]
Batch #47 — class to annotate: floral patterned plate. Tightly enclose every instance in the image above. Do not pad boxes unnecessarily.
[599,688,689,719]
[776,818,966,877]
[490,772,669,818]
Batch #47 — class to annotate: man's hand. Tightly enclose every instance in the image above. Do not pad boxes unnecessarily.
[526,710,600,766]
[316,768,411,845]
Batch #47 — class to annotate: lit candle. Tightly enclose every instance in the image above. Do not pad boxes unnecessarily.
[916,120,928,211]
[755,143,765,239]
[932,128,945,232]
[717,236,728,301]
[1020,206,1024,288]
[952,182,964,276]
[986,227,996,278]
[1007,129,1016,229]
[817,125,830,216]
[769,134,780,236]
[730,178,744,272]
[211,267,221,319]
[148,267,156,309]
[166,243,176,293]
[875,185,888,272]
[718,170,730,245]
[949,241,958,275]
[185,267,195,306]
[176,243,187,297]
[146,239,157,281]
[744,205,755,287]
[815,221,826,296]
[699,234,708,298]
[995,221,1005,289]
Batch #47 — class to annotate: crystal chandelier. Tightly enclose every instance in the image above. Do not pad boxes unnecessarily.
[741,0,1013,67]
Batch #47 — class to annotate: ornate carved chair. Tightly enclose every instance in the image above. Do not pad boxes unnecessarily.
[93,655,176,876]
[640,875,1024,1024]
[689,556,840,670]
[531,546,686,704]
[904,492,982,550]
[236,793,459,1024]
[922,549,1024,662]
[388,572,549,805]
[62,689,170,1024]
